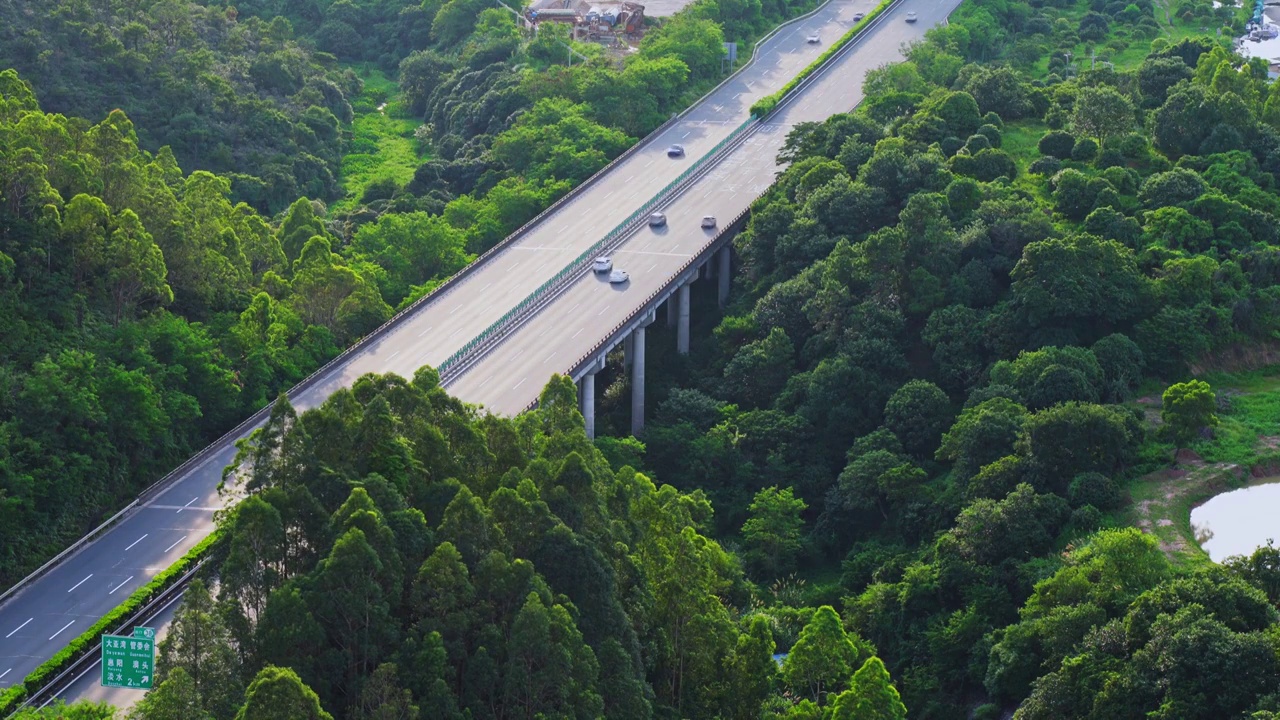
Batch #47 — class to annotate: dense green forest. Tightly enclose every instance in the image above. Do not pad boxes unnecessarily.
[17,374,912,720]
[0,0,362,212]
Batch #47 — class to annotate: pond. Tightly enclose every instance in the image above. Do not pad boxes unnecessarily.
[1190,480,1280,562]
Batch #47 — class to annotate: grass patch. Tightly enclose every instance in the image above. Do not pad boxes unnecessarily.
[334,65,426,215]
[1192,371,1280,463]
[1002,119,1056,200]
[1002,120,1047,169]
[1193,389,1280,463]
[1199,365,1280,394]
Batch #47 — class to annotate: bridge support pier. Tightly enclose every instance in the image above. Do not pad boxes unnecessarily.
[718,246,731,307]
[631,325,646,436]
[623,333,634,370]
[677,283,691,355]
[581,371,596,440]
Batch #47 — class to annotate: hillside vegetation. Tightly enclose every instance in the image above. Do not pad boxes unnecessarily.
[0,0,360,213]
[10,0,1280,717]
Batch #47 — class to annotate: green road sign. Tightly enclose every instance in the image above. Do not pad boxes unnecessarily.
[101,628,155,689]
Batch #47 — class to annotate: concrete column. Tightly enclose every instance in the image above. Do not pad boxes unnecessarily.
[718,246,731,307]
[666,295,677,327]
[623,333,634,370]
[630,326,646,436]
[581,372,596,440]
[677,283,691,355]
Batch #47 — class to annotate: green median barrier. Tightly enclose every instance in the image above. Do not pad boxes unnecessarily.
[440,115,757,378]
[0,532,220,716]
[751,0,896,117]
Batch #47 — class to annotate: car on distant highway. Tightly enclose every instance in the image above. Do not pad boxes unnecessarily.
[649,212,666,227]
[667,144,685,157]
[609,270,630,284]
[701,216,717,228]
[905,10,917,21]
[593,256,613,272]
[806,34,820,43]
[854,11,865,20]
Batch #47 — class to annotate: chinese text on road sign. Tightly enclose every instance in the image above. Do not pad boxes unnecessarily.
[100,627,155,689]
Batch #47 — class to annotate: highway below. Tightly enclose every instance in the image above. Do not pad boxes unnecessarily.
[449,0,964,414]
[0,0,907,696]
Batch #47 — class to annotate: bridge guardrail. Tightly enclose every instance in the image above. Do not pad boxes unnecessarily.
[522,205,754,416]
[673,0,853,120]
[754,0,904,118]
[515,0,910,413]
[437,115,758,380]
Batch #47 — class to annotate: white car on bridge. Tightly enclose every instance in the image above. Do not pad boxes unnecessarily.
[593,256,613,272]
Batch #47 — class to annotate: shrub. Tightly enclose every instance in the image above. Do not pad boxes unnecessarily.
[1039,130,1076,159]
[1028,156,1063,175]
[1068,472,1122,509]
[965,134,993,153]
[976,123,1003,147]
[1072,137,1099,161]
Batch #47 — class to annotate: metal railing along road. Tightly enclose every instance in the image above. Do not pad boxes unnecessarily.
[523,205,754,415]
[10,560,206,714]
[437,116,757,380]
[514,0,912,412]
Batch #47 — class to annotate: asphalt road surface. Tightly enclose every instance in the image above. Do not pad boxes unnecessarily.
[449,0,965,414]
[5,0,956,701]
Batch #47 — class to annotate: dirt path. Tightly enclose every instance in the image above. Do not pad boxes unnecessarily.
[1130,452,1244,558]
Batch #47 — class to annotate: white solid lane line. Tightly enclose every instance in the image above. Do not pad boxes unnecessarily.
[109,576,134,595]
[6,618,32,638]
[164,535,188,553]
[49,621,74,640]
[0,668,10,680]
[176,497,198,514]
[67,574,93,593]
[125,534,148,551]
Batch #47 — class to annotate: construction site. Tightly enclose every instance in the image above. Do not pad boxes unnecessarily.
[525,0,648,46]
